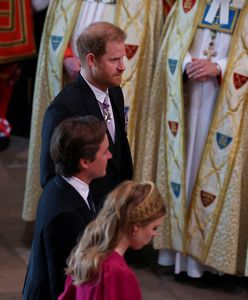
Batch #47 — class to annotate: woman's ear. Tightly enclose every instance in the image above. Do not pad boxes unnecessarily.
[131,224,140,237]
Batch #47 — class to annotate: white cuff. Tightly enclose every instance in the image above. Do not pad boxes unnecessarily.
[214,58,227,75]
[182,52,192,73]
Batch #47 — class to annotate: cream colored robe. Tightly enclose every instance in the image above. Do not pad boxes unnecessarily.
[134,0,248,275]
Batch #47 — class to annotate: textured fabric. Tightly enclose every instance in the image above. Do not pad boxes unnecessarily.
[164,1,235,276]
[126,0,173,178]
[115,0,164,109]
[0,0,36,138]
[58,251,142,300]
[132,0,248,276]
[0,0,36,63]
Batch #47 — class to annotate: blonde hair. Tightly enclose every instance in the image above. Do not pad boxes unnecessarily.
[66,180,165,285]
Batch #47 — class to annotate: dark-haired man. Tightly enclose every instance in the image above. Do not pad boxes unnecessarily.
[22,115,112,300]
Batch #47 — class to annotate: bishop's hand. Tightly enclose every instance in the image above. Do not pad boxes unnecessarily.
[186,58,221,82]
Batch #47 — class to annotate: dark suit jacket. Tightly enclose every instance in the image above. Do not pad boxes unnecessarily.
[40,74,133,207]
[22,175,95,300]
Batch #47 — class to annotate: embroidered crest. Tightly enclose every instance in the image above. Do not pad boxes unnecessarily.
[216,132,233,150]
[182,0,196,13]
[51,35,63,51]
[125,44,138,60]
[168,59,178,74]
[233,72,248,89]
[171,182,181,198]
[168,121,179,136]
[200,190,216,207]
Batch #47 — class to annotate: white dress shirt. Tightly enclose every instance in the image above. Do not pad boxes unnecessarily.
[63,176,91,210]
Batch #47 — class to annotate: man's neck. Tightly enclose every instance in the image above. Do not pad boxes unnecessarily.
[80,68,107,92]
[74,173,91,185]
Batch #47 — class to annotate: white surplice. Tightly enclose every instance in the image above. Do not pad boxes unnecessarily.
[70,1,116,57]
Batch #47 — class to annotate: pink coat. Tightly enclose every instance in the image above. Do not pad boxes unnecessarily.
[58,251,142,300]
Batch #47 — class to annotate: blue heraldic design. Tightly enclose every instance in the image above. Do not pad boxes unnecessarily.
[216,132,233,150]
[171,181,181,198]
[168,59,178,74]
[51,36,63,51]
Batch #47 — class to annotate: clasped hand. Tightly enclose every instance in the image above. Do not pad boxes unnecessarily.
[186,58,220,82]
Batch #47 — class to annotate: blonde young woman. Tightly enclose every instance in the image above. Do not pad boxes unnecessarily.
[59,180,166,300]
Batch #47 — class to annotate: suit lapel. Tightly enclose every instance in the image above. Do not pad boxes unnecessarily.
[75,75,120,168]
[55,176,95,222]
[73,191,96,221]
[76,75,117,153]
[109,90,123,131]
[76,75,103,120]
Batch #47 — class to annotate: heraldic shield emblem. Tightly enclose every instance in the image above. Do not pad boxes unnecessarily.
[183,0,197,13]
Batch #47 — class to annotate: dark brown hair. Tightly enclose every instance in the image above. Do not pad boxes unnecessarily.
[50,115,106,177]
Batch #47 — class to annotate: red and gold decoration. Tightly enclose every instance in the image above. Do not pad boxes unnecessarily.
[182,0,197,13]
[0,0,36,63]
[233,72,248,89]
[200,190,216,207]
[168,121,179,137]
[125,44,138,60]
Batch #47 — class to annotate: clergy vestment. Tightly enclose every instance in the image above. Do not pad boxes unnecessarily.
[135,0,248,276]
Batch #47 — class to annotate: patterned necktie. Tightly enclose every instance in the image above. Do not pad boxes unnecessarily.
[102,96,115,142]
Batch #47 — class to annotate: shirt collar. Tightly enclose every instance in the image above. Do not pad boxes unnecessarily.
[80,70,108,104]
[64,176,89,200]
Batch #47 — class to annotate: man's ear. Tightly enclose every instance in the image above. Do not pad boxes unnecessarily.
[79,158,90,170]
[86,53,95,67]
